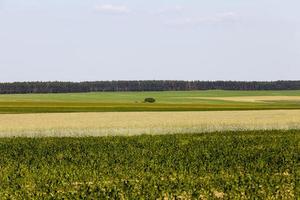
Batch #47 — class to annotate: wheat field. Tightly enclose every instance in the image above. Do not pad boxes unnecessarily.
[1,110,300,137]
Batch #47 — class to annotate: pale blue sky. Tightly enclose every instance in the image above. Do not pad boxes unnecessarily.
[0,0,299,81]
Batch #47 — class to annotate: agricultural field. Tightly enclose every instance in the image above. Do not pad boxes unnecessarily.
[1,110,300,137]
[0,90,300,198]
[0,90,300,113]
[0,130,299,199]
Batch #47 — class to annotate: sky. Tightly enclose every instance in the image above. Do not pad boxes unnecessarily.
[0,0,300,82]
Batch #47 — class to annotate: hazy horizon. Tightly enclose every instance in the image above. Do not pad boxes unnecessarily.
[1,0,300,82]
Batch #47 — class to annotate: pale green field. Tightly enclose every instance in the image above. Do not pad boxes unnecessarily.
[2,90,300,103]
[0,90,300,113]
[1,110,300,137]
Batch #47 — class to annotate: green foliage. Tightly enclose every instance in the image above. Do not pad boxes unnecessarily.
[0,130,299,199]
[144,97,156,103]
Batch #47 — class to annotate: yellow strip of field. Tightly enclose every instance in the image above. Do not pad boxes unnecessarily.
[184,96,300,102]
[0,110,300,137]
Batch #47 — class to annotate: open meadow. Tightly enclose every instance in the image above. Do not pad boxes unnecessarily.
[0,90,300,198]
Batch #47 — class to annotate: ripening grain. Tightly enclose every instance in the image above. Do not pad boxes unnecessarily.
[1,110,300,137]
[185,96,300,102]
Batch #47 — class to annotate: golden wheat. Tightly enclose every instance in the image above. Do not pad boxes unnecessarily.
[0,110,300,137]
[184,96,300,102]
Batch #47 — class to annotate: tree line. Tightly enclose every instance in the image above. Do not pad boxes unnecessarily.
[0,80,299,94]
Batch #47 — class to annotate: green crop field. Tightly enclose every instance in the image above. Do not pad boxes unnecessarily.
[1,90,300,113]
[0,130,299,199]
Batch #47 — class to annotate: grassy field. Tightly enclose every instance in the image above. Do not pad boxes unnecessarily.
[1,90,300,113]
[1,110,300,137]
[0,130,298,199]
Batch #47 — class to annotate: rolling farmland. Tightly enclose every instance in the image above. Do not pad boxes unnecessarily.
[0,90,299,198]
[2,0,300,197]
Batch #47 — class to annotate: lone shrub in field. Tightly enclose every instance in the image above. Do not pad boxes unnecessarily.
[144,97,156,103]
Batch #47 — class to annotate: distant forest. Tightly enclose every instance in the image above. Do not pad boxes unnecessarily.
[0,81,300,94]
